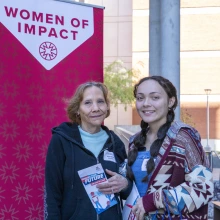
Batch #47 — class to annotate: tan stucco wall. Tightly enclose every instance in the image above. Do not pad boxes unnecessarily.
[87,0,133,130]
[132,1,220,145]
[181,0,220,8]
[181,57,220,94]
[85,1,220,144]
[181,13,220,51]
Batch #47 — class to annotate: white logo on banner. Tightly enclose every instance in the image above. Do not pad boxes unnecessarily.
[0,0,94,70]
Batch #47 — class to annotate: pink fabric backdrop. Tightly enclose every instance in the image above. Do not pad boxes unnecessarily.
[0,6,103,220]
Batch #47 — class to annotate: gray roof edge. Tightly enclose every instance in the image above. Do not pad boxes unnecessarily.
[54,0,105,9]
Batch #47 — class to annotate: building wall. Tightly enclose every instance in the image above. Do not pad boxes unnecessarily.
[132,1,149,76]
[132,0,220,151]
[85,0,133,130]
[178,2,220,149]
[78,0,220,151]
[86,0,132,68]
[181,7,220,95]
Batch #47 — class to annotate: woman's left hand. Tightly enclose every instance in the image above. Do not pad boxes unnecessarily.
[96,169,128,194]
[132,198,145,220]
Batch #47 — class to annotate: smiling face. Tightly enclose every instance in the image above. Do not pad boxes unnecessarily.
[78,86,109,133]
[135,79,175,129]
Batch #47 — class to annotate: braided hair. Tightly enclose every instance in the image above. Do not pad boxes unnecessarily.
[127,76,178,182]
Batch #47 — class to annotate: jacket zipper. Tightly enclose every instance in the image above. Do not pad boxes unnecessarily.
[97,147,108,219]
[96,147,121,220]
[96,147,107,220]
[96,147,108,164]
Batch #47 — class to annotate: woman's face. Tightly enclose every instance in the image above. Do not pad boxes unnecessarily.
[78,86,109,133]
[135,79,175,128]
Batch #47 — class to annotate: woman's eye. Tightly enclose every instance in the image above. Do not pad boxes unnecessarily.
[85,101,91,105]
[98,100,105,104]
[136,97,143,101]
[152,96,159,100]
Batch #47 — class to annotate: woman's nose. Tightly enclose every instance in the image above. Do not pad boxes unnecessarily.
[143,98,151,107]
[91,103,99,111]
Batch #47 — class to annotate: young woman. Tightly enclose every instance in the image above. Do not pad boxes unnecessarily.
[44,81,132,220]
[127,76,213,220]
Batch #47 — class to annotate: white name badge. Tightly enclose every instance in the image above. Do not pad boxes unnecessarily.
[141,159,149,171]
[103,150,116,163]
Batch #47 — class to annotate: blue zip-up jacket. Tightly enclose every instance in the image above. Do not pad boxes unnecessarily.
[44,122,132,220]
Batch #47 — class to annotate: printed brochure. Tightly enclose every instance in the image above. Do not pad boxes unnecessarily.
[78,163,117,214]
[122,182,140,220]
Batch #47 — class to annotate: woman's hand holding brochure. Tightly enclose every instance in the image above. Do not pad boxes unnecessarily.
[78,163,117,214]
[96,169,128,194]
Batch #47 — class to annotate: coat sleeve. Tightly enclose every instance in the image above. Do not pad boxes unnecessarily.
[142,129,214,216]
[44,134,65,220]
[111,132,133,199]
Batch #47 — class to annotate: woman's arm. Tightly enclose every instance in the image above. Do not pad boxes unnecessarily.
[162,164,213,215]
[44,134,65,220]
[142,129,214,215]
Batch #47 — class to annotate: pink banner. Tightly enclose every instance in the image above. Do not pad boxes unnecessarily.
[0,0,103,219]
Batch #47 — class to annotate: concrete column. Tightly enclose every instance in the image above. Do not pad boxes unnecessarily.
[149,0,161,76]
[161,0,180,120]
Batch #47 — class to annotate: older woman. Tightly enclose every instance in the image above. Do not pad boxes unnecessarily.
[44,81,131,220]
